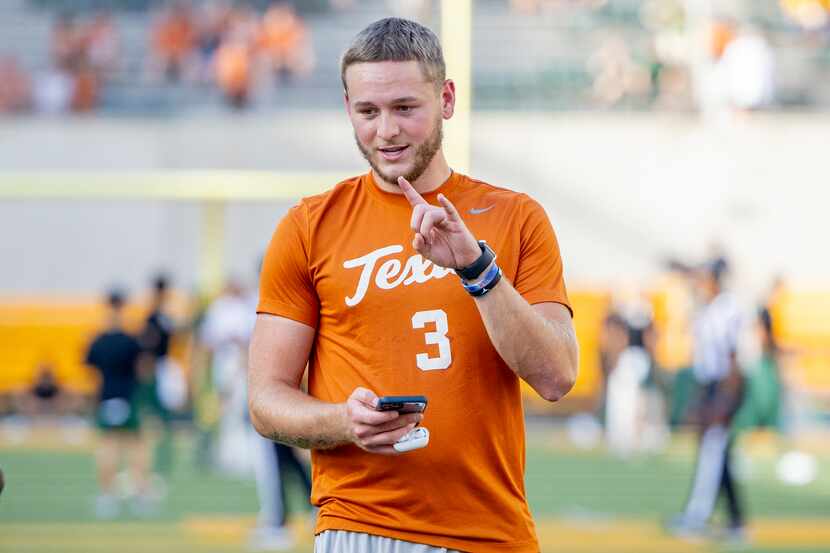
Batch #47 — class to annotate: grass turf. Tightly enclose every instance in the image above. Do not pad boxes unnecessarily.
[1,428,828,552]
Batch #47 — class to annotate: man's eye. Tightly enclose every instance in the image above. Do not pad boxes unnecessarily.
[397,105,413,112]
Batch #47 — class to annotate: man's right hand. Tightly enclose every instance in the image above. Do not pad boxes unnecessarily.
[344,387,422,455]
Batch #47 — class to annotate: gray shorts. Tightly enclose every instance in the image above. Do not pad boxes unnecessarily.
[315,530,463,553]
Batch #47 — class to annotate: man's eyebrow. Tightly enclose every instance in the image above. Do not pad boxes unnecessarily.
[353,97,420,109]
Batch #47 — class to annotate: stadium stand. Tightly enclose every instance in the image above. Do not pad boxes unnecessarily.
[1,0,828,114]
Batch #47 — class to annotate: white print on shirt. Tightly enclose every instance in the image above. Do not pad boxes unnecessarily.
[343,244,454,306]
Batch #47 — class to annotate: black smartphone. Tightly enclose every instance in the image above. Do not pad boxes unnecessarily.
[376,395,428,414]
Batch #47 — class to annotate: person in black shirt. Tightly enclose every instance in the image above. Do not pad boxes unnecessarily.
[141,275,174,361]
[85,290,148,518]
[137,274,177,487]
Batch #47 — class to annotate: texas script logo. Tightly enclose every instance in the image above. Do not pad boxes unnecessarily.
[343,245,453,306]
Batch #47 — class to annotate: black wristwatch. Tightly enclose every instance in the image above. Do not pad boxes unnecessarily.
[456,241,496,281]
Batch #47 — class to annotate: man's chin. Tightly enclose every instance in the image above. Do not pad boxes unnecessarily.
[372,160,411,184]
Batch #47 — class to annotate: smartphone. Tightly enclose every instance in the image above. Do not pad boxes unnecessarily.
[376,395,428,414]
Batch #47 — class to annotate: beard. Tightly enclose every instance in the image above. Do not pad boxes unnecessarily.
[356,117,443,186]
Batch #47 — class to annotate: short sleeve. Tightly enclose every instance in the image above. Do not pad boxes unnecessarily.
[513,197,572,316]
[257,203,320,328]
[85,338,100,369]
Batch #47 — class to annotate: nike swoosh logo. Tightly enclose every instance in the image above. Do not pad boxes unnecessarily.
[468,205,495,215]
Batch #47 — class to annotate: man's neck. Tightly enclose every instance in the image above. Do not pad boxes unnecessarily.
[372,152,452,195]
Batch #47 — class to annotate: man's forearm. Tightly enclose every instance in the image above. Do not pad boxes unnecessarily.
[249,380,350,449]
[473,279,578,401]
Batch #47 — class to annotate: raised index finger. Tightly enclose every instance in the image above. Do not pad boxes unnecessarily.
[398,176,428,207]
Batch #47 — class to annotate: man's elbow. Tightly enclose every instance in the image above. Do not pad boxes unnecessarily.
[247,395,272,439]
[537,358,578,402]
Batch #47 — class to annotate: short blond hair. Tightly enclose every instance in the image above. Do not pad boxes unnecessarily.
[340,17,446,91]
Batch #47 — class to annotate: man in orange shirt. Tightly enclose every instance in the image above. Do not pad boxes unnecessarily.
[249,17,578,552]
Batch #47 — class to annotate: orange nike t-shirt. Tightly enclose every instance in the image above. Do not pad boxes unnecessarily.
[258,171,571,552]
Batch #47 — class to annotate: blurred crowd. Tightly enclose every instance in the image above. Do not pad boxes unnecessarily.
[1,0,828,116]
[147,1,314,109]
[586,14,776,115]
[0,1,315,114]
[0,10,117,115]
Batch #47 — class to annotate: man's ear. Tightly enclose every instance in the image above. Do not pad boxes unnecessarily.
[441,79,455,119]
[344,92,350,115]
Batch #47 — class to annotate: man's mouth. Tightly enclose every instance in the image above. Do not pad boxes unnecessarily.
[377,145,409,161]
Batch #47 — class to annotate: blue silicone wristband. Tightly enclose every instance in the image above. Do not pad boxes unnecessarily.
[462,263,501,296]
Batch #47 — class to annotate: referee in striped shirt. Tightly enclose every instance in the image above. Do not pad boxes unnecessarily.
[668,258,747,542]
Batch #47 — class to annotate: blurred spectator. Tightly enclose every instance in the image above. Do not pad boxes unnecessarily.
[733,307,783,435]
[84,11,121,80]
[151,1,197,82]
[40,13,83,115]
[50,13,84,72]
[215,34,253,109]
[258,3,314,85]
[214,4,262,109]
[587,34,651,108]
[709,18,736,62]
[138,274,181,493]
[85,290,150,519]
[15,364,64,417]
[40,11,116,114]
[199,279,256,475]
[195,2,231,83]
[0,56,32,113]
[602,304,666,458]
[69,58,100,113]
[598,312,628,425]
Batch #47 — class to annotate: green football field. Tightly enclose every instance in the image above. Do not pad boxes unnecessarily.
[1,425,829,553]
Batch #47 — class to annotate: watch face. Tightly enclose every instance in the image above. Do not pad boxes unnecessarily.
[459,241,495,280]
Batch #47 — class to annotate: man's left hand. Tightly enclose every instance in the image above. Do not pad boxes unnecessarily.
[398,176,480,270]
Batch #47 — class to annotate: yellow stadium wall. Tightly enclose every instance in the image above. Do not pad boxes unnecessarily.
[0,294,193,395]
[770,288,830,392]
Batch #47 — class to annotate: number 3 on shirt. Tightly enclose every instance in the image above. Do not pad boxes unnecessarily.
[411,310,452,370]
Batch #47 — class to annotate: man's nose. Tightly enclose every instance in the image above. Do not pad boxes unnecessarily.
[376,112,399,140]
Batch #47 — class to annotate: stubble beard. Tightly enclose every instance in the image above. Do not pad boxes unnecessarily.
[356,117,443,187]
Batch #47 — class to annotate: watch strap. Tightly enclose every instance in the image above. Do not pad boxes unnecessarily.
[457,241,496,281]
